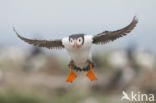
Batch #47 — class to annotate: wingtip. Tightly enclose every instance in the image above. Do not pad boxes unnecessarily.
[12,27,22,39]
[12,26,17,33]
[133,16,138,22]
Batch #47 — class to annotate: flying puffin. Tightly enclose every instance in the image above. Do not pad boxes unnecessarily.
[13,16,138,83]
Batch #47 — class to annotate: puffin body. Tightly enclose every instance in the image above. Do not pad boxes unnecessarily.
[13,16,138,83]
[62,35,93,69]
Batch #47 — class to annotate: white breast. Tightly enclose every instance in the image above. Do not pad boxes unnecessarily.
[62,35,93,68]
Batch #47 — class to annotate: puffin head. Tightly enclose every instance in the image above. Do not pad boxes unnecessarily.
[69,34,84,50]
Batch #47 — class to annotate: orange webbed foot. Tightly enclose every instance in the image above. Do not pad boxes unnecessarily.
[87,64,97,81]
[66,66,77,83]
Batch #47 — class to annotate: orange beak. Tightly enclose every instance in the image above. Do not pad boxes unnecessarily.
[74,40,77,50]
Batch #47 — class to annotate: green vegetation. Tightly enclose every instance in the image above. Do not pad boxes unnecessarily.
[0,90,51,103]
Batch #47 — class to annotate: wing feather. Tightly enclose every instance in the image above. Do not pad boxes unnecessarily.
[93,16,138,44]
[13,27,64,49]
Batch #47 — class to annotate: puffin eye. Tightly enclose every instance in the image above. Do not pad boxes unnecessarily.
[70,38,74,45]
[77,37,83,45]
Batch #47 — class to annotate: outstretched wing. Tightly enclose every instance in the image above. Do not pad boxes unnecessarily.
[13,27,64,49]
[93,16,138,44]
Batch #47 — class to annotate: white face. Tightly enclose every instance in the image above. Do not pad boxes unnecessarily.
[76,37,83,46]
[69,37,83,46]
[62,35,93,51]
[69,36,84,50]
[69,38,74,46]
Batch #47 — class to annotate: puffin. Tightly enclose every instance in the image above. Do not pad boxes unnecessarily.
[13,16,138,83]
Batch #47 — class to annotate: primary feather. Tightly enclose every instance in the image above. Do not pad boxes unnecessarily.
[13,27,64,49]
[93,16,138,44]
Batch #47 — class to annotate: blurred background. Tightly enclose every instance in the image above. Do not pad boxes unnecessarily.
[0,0,156,103]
